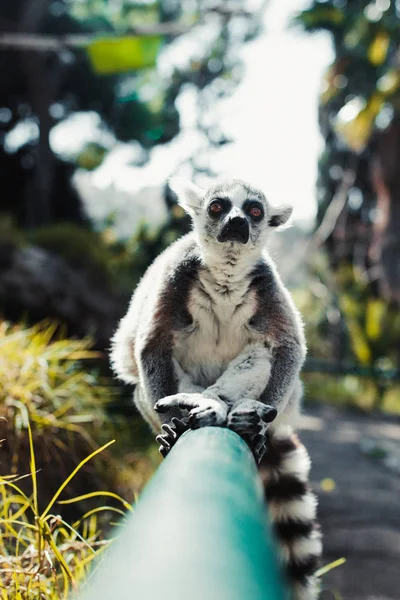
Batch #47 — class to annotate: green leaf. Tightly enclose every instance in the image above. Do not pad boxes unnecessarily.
[340,295,372,365]
[366,299,385,341]
[377,69,400,96]
[368,31,390,66]
[87,35,163,75]
[295,4,345,31]
[334,94,383,152]
[77,142,108,170]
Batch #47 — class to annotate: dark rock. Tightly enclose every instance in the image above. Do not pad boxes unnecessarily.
[0,241,127,349]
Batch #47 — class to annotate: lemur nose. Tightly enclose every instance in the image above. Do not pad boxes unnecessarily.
[218,213,250,244]
[229,216,247,229]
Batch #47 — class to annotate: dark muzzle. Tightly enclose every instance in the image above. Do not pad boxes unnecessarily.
[217,216,249,244]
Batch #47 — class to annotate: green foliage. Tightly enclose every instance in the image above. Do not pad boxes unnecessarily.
[0,429,130,599]
[27,203,189,293]
[0,0,179,227]
[294,262,400,411]
[295,1,345,33]
[117,205,190,287]
[1,0,261,227]
[69,0,164,32]
[29,224,116,284]
[296,0,400,153]
[335,263,400,369]
[76,143,109,171]
[87,35,163,75]
[0,320,157,514]
[297,0,400,385]
[304,371,400,413]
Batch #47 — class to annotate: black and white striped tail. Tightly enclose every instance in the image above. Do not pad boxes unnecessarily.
[259,426,322,600]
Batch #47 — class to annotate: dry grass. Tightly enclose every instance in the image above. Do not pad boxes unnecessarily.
[0,320,157,514]
[0,320,108,466]
[0,428,131,599]
[0,319,156,598]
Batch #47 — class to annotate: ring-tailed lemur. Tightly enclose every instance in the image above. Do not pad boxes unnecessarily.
[111,178,322,600]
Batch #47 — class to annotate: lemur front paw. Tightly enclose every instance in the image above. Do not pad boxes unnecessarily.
[156,417,189,458]
[155,392,228,429]
[228,399,277,434]
[227,400,277,463]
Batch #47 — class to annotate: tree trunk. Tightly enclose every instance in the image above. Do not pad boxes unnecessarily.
[371,121,400,303]
[20,52,59,226]
[17,0,60,226]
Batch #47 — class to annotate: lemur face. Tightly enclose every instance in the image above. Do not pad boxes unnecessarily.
[203,180,268,247]
[169,177,292,252]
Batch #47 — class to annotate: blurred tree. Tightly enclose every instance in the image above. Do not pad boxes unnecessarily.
[0,0,178,226]
[0,0,265,228]
[296,0,400,383]
[297,0,400,302]
[0,0,266,345]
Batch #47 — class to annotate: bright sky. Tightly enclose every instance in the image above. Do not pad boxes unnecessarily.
[214,0,334,223]
[54,0,334,233]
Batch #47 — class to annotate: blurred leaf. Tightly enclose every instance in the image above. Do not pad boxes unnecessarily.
[368,31,390,66]
[341,295,372,365]
[296,4,345,31]
[87,36,162,75]
[321,478,336,492]
[320,65,340,105]
[76,142,108,170]
[344,15,369,49]
[366,299,385,341]
[347,318,372,364]
[377,69,400,96]
[334,94,383,152]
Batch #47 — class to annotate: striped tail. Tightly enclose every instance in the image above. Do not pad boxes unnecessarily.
[259,426,322,600]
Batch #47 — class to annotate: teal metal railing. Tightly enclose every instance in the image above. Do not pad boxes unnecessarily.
[79,427,287,600]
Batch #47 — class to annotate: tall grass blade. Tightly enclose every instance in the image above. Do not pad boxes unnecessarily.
[41,440,115,519]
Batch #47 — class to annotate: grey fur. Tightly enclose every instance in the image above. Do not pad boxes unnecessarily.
[110,177,305,434]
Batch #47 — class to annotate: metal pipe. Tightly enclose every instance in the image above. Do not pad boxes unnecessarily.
[79,427,287,600]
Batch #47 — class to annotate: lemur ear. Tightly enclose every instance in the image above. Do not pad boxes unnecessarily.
[268,205,293,228]
[169,177,204,216]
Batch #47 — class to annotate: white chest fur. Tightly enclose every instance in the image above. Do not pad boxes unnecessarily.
[173,266,260,387]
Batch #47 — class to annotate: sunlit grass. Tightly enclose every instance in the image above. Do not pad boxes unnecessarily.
[0,426,131,599]
[0,319,108,444]
[316,558,346,600]
[0,320,157,514]
[0,320,160,597]
[0,320,109,468]
[316,557,346,578]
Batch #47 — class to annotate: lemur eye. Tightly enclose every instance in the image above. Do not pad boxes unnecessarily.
[249,205,263,219]
[209,201,223,214]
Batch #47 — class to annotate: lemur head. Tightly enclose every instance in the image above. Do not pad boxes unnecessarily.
[169,177,292,253]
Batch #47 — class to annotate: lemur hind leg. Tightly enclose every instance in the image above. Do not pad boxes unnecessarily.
[259,426,322,600]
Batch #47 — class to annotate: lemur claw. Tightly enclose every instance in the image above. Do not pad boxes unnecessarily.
[156,417,190,458]
[252,432,268,463]
[239,432,268,464]
[155,393,228,428]
[227,400,276,463]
